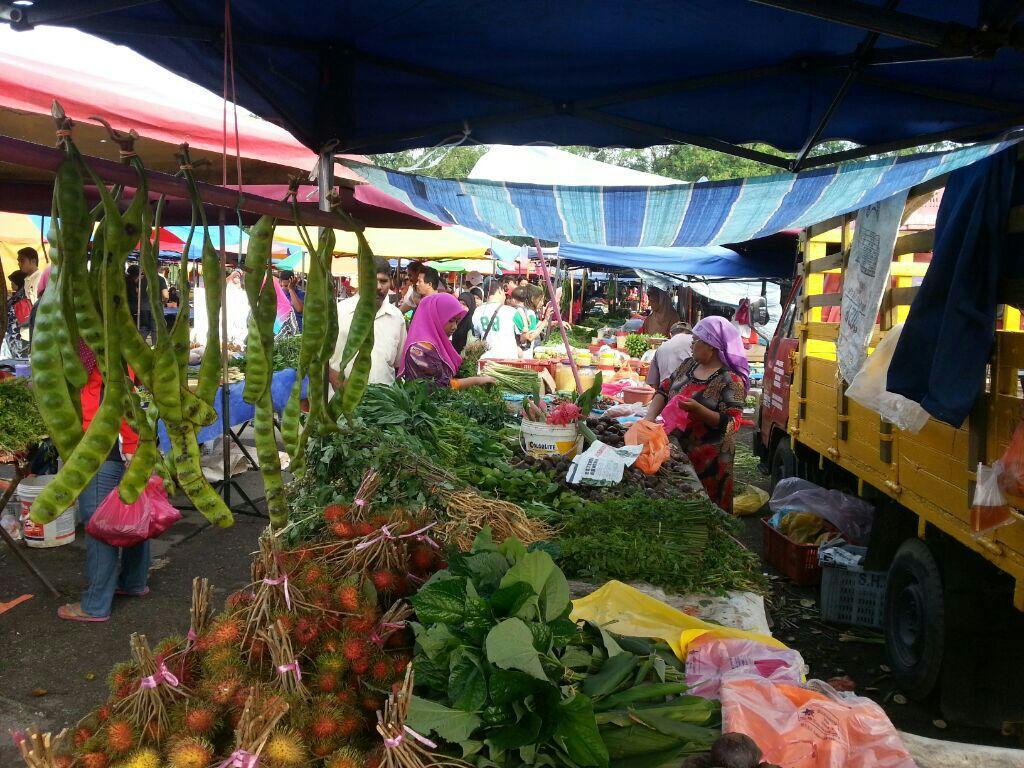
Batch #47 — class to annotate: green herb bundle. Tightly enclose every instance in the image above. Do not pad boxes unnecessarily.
[406,530,720,768]
[482,363,541,397]
[0,378,47,456]
[557,496,764,595]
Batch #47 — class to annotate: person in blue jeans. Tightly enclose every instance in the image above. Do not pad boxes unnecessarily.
[57,353,150,622]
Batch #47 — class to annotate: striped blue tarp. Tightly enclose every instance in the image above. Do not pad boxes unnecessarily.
[348,142,1017,248]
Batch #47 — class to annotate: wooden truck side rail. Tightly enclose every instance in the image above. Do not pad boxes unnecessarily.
[790,197,1024,610]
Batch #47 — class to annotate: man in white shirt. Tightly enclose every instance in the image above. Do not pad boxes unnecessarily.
[472,277,521,360]
[646,322,693,387]
[18,247,41,304]
[329,257,407,387]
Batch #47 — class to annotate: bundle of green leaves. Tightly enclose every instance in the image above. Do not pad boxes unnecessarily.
[556,496,765,595]
[233,332,303,372]
[0,378,47,455]
[406,530,721,768]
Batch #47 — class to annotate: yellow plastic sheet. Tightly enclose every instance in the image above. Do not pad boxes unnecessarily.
[571,580,787,659]
[733,484,770,516]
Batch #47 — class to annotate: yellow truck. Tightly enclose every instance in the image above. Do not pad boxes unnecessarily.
[753,175,1024,729]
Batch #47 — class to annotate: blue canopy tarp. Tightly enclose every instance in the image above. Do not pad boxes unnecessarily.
[37,2,1024,166]
[350,141,1014,247]
[557,243,793,278]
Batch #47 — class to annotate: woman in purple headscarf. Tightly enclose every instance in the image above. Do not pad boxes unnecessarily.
[399,293,496,389]
[644,315,750,512]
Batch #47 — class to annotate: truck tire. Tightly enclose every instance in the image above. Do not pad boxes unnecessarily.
[769,438,796,491]
[884,538,944,701]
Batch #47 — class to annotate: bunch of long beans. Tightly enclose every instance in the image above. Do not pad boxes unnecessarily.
[482,362,541,397]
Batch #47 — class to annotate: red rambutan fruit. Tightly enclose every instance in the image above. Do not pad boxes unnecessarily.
[294,616,321,647]
[336,707,363,738]
[95,704,112,723]
[323,503,349,524]
[226,589,254,610]
[205,615,243,648]
[104,719,135,755]
[342,636,369,662]
[308,707,341,741]
[335,583,361,612]
[326,745,365,768]
[330,521,356,539]
[80,752,110,768]
[334,689,356,707]
[350,656,370,676]
[314,670,340,694]
[353,522,375,537]
[343,607,379,635]
[180,701,219,737]
[370,570,399,594]
[409,545,436,573]
[73,726,94,748]
[310,740,337,759]
[53,755,74,768]
[359,693,383,713]
[368,656,392,685]
[203,676,241,707]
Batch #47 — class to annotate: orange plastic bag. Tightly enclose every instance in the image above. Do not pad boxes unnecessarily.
[721,673,915,768]
[999,418,1024,497]
[624,419,670,475]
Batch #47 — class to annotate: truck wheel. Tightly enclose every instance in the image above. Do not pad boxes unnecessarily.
[884,538,944,701]
[769,438,796,491]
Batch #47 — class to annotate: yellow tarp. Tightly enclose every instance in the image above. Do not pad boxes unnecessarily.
[274,225,502,265]
[570,580,786,659]
[0,213,47,278]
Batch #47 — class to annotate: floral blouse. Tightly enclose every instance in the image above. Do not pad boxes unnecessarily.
[657,358,745,450]
[400,342,455,387]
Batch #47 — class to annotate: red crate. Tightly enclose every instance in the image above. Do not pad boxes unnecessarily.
[761,519,822,586]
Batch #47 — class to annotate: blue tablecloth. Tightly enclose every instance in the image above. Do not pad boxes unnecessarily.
[157,368,307,450]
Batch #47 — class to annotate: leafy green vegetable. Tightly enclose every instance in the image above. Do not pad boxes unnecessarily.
[408,532,720,768]
[0,378,48,455]
[624,333,650,359]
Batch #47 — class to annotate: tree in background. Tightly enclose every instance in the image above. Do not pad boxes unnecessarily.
[371,140,951,183]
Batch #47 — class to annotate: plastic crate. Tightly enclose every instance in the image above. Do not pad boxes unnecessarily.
[761,518,822,586]
[819,545,888,630]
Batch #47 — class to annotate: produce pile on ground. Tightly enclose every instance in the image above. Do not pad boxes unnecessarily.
[17,472,732,768]
[0,377,47,457]
[283,382,761,594]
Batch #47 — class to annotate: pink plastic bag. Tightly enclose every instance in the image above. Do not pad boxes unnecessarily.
[86,477,181,547]
[685,636,804,699]
[145,476,182,538]
[721,672,915,768]
[660,394,691,435]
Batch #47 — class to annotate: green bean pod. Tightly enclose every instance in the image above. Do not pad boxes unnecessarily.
[335,231,378,414]
[56,157,105,361]
[280,379,302,466]
[29,275,83,460]
[182,388,217,427]
[167,423,233,527]
[30,217,126,524]
[150,342,183,426]
[118,389,159,503]
[254,386,287,527]
[195,236,223,405]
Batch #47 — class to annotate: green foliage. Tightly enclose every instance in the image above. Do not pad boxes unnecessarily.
[406,531,720,768]
[556,496,765,595]
[0,378,47,455]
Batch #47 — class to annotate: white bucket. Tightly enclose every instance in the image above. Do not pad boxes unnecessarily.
[18,475,76,548]
[520,419,581,458]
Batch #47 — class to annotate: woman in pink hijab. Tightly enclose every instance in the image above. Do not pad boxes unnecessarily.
[643,315,749,512]
[399,293,495,389]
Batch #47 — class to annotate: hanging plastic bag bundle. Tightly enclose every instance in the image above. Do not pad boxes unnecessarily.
[972,461,1014,536]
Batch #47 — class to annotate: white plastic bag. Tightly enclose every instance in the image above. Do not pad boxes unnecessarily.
[846,322,929,433]
[685,636,804,699]
[972,461,1014,536]
[769,477,875,545]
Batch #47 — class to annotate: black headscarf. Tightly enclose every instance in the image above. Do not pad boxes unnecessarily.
[451,290,477,353]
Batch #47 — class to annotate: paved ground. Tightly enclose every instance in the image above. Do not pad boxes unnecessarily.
[731,427,1018,750]
[0,471,270,766]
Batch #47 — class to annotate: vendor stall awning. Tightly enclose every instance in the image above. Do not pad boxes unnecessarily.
[273,224,519,264]
[558,243,794,279]
[37,2,1024,167]
[350,141,1012,248]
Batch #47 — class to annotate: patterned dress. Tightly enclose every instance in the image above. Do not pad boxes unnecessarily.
[657,358,745,512]
[400,342,455,387]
